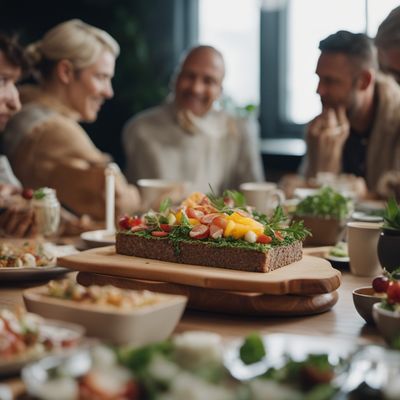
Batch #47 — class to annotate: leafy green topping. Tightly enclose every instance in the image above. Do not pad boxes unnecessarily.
[207,189,246,214]
[33,188,47,200]
[159,198,172,213]
[383,197,400,231]
[295,187,351,220]
[253,207,311,244]
[239,332,266,365]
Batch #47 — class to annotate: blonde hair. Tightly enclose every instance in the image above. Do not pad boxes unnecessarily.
[26,19,119,81]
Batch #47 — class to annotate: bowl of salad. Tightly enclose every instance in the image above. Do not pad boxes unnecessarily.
[292,187,352,246]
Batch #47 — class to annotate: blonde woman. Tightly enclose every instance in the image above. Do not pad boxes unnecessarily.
[3,19,140,221]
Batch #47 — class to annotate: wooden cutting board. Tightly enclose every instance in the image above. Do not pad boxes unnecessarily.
[77,272,339,316]
[59,246,341,295]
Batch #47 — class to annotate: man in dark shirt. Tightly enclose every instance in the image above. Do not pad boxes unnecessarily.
[303,30,400,198]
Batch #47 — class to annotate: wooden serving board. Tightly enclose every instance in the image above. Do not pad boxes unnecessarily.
[77,272,339,316]
[58,246,341,295]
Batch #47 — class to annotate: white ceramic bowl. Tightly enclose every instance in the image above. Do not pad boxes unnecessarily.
[23,286,187,346]
[372,303,400,345]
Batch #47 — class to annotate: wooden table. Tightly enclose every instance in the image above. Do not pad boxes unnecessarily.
[0,245,385,398]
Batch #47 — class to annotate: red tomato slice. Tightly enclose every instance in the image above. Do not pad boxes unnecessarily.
[210,224,223,239]
[189,224,210,239]
[187,208,205,220]
[151,231,169,237]
[257,234,272,244]
[213,216,228,230]
[200,213,220,225]
[160,224,172,232]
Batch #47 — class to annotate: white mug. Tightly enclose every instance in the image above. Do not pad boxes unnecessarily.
[347,221,383,277]
[239,182,285,215]
[137,179,188,211]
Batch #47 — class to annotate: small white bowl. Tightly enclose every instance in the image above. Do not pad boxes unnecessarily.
[372,303,400,345]
[23,286,187,346]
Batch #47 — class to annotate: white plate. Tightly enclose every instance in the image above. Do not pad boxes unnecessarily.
[0,265,70,282]
[80,229,115,248]
[352,211,383,222]
[0,319,84,377]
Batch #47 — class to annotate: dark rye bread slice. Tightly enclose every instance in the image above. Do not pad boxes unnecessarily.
[116,233,303,273]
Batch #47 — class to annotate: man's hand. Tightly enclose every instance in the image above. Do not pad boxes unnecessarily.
[0,207,38,238]
[306,107,350,178]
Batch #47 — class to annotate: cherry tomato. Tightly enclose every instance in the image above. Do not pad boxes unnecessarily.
[119,216,132,230]
[119,216,143,230]
[22,188,34,200]
[387,281,400,304]
[372,276,390,293]
[160,224,172,232]
[210,224,223,239]
[151,231,169,237]
[187,208,204,220]
[189,224,210,239]
[257,234,272,244]
[200,213,220,225]
[213,216,228,230]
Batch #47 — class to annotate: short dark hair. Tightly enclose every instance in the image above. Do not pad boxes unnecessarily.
[319,30,377,70]
[0,33,30,75]
[375,6,400,49]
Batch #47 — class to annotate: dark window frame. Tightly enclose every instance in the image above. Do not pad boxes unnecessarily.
[259,6,306,139]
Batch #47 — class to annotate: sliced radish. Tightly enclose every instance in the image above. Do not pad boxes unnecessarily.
[213,216,228,230]
[189,224,210,239]
[187,208,205,220]
[160,224,172,232]
[210,224,223,239]
[130,224,148,232]
[200,213,220,225]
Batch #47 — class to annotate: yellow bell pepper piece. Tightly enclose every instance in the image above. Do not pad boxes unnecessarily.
[224,220,236,237]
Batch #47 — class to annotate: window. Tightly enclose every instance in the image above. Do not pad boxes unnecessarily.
[198,0,260,107]
[286,0,400,124]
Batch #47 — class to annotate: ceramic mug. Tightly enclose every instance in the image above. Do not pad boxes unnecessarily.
[137,179,188,211]
[239,182,285,215]
[347,221,383,277]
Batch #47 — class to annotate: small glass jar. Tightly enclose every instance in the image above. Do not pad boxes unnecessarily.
[32,188,61,237]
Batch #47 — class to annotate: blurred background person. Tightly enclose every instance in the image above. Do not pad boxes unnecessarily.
[301,30,400,200]
[0,33,37,237]
[122,45,264,194]
[375,6,400,84]
[2,19,140,222]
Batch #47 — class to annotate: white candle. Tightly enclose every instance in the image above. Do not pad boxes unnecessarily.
[105,163,118,233]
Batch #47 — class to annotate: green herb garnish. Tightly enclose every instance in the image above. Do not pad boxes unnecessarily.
[159,198,172,213]
[33,188,46,200]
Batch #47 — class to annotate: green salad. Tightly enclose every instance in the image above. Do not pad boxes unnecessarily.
[295,187,351,220]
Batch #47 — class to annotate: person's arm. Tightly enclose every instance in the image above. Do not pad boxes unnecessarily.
[10,116,141,221]
[304,107,349,179]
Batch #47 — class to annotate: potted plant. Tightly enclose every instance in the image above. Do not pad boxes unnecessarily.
[292,186,352,246]
[377,198,400,272]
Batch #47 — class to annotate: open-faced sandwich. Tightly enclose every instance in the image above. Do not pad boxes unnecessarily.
[116,191,310,273]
